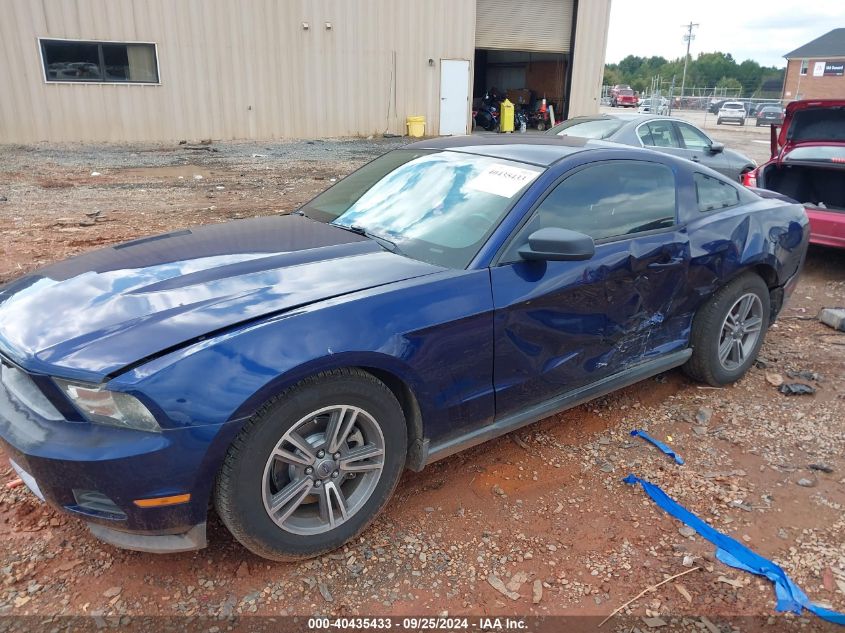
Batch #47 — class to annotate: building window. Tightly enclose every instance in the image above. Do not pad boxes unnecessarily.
[40,39,159,83]
[799,59,809,76]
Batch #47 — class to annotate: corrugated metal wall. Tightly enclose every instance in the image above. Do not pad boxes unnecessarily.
[567,0,611,118]
[0,0,475,142]
[475,0,573,52]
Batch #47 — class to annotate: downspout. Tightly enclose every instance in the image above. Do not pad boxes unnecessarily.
[562,0,580,120]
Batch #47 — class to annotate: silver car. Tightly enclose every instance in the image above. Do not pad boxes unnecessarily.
[545,114,757,181]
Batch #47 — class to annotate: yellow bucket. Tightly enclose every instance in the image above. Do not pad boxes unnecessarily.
[406,115,426,138]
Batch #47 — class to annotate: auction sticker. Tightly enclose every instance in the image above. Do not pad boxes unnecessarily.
[468,163,539,198]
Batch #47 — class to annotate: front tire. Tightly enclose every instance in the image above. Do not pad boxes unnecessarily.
[215,369,407,561]
[683,273,770,386]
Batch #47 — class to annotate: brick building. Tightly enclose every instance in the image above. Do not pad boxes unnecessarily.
[782,28,845,102]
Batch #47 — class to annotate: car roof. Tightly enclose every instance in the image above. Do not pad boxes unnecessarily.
[404,135,617,167]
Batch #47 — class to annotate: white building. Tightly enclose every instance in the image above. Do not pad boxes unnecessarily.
[0,0,611,143]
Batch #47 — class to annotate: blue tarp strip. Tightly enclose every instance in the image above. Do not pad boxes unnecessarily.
[630,429,684,465]
[623,474,845,626]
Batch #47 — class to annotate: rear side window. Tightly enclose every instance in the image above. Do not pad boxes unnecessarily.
[694,173,740,212]
[503,161,676,260]
[639,122,680,148]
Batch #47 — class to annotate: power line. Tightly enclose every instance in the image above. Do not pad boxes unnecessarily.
[680,22,700,97]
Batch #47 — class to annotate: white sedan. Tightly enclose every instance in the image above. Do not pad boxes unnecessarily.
[638,97,668,115]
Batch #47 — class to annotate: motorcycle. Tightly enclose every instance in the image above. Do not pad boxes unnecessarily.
[472,93,500,132]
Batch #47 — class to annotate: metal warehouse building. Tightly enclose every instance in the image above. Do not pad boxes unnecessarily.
[0,0,611,143]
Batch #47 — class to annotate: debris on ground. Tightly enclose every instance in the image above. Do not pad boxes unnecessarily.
[778,383,816,396]
[818,308,845,332]
[624,474,845,625]
[808,463,834,474]
[630,429,684,465]
[487,574,520,601]
[765,372,784,387]
[786,369,822,382]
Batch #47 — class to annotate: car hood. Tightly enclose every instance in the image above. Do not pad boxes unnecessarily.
[0,215,443,381]
[775,100,845,160]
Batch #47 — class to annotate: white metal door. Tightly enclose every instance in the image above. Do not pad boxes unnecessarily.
[439,60,470,136]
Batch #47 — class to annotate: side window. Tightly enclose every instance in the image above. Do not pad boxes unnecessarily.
[637,125,654,146]
[502,161,677,261]
[641,122,680,148]
[675,123,712,151]
[694,173,740,212]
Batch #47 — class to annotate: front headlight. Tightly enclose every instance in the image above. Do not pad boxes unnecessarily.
[54,379,161,433]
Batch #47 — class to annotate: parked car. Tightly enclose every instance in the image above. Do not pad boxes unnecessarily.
[708,99,727,114]
[638,96,668,115]
[754,102,782,117]
[610,85,637,108]
[743,99,845,249]
[0,137,808,560]
[717,102,747,126]
[545,114,757,181]
[756,105,785,127]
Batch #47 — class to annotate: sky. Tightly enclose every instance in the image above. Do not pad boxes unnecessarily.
[605,0,845,68]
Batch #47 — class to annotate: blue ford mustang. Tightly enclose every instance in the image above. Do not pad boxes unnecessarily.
[0,137,807,560]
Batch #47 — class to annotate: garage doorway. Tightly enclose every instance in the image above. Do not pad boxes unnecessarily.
[473,49,567,132]
[439,59,471,136]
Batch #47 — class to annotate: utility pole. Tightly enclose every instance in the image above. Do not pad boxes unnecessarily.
[680,22,699,102]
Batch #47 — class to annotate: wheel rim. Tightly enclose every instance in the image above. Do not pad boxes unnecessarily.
[261,405,385,535]
[718,293,763,371]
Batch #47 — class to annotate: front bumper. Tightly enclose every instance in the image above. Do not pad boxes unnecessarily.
[0,364,242,552]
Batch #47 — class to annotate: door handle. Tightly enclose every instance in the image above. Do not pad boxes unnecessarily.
[647,257,684,270]
[691,156,701,162]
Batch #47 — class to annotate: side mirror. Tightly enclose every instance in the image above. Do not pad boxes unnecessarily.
[708,142,725,154]
[518,228,595,262]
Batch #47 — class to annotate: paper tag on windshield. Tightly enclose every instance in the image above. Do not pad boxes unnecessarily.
[467,164,539,198]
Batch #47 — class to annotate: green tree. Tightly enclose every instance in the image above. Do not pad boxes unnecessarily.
[715,76,743,96]
[603,66,623,87]
[604,50,783,99]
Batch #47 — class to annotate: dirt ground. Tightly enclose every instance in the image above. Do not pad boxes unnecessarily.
[0,129,844,632]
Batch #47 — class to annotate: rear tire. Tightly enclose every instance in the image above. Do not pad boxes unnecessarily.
[683,273,770,387]
[716,118,722,125]
[215,369,407,561]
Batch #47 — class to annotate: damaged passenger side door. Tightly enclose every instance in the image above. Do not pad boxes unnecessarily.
[491,159,690,419]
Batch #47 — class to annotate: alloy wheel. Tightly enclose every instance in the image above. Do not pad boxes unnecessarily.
[261,405,385,535]
[718,293,763,371]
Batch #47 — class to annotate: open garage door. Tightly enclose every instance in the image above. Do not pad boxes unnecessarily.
[476,0,574,53]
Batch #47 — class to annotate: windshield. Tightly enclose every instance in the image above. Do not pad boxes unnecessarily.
[785,145,845,163]
[724,103,744,110]
[302,150,543,268]
[546,118,624,140]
